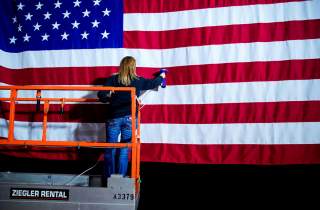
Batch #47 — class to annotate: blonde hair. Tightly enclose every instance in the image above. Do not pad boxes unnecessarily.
[118,56,138,86]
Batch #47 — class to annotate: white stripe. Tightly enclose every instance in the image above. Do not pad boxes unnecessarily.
[1,79,320,104]
[124,1,320,31]
[0,83,99,103]
[141,122,320,144]
[141,79,320,104]
[1,119,319,144]
[0,119,105,141]
[0,48,125,69]
[1,39,320,69]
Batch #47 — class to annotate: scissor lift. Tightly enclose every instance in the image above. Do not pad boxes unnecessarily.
[0,86,141,210]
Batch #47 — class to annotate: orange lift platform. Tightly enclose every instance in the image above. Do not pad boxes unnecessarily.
[0,85,141,210]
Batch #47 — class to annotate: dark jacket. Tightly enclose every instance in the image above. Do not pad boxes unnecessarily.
[97,74,163,118]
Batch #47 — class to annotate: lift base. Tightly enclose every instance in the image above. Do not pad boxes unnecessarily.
[0,172,139,210]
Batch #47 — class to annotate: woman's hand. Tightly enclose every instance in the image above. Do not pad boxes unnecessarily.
[160,72,166,78]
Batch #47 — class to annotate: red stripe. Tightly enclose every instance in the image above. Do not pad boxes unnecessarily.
[124,20,320,49]
[124,0,305,13]
[141,101,320,124]
[0,146,103,161]
[0,103,108,123]
[1,101,320,124]
[1,144,319,164]
[140,144,320,164]
[1,59,320,85]
[0,66,118,85]
[148,59,320,85]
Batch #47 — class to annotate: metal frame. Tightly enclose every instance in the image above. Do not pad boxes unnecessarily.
[0,85,141,192]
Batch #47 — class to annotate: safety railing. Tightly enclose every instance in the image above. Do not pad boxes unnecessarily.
[0,85,141,191]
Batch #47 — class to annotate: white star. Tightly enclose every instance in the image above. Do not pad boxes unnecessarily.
[33,22,41,31]
[102,8,111,16]
[93,0,101,6]
[52,21,60,30]
[35,2,43,10]
[82,9,90,17]
[81,31,89,39]
[44,12,52,20]
[91,19,100,28]
[23,33,31,42]
[25,13,33,21]
[17,25,22,32]
[41,33,50,41]
[12,17,17,23]
[54,0,62,8]
[62,10,71,18]
[73,0,81,7]
[71,20,80,29]
[101,30,110,39]
[17,2,25,11]
[61,32,69,40]
[9,36,17,44]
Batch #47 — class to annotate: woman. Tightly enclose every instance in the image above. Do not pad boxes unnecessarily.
[98,56,165,178]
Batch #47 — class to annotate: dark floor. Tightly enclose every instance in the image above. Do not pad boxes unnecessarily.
[1,156,319,209]
[138,163,320,209]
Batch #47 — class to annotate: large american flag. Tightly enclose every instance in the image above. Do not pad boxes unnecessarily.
[0,0,320,164]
